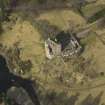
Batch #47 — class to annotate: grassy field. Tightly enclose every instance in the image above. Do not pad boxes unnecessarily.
[1,8,105,105]
[82,1,105,19]
[37,9,86,30]
[0,17,45,78]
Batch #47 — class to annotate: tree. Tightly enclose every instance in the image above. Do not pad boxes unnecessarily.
[0,21,2,34]
[0,92,12,105]
[0,0,11,21]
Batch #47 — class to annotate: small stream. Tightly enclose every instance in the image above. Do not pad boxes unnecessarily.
[0,55,40,105]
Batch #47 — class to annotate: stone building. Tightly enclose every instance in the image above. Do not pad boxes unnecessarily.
[45,31,82,59]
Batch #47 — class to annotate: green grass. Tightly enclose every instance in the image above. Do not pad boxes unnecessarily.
[88,8,105,23]
[80,31,97,46]
[82,3,105,18]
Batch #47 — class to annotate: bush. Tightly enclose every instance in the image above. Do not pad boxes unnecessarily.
[88,8,105,23]
[0,93,12,105]
[0,0,11,21]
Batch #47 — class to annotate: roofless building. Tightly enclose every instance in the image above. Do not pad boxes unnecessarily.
[45,31,82,59]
